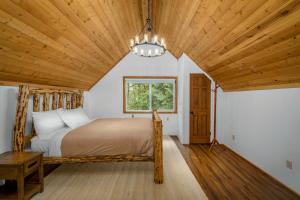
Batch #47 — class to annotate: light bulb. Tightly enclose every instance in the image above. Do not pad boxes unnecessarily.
[134,47,138,53]
[135,36,139,43]
[161,38,165,45]
[155,48,159,55]
[130,39,134,47]
[144,34,148,42]
[141,49,144,55]
[148,49,152,56]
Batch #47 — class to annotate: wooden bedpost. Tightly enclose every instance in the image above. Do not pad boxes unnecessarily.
[31,93,40,138]
[78,91,84,107]
[13,85,29,152]
[66,94,71,109]
[71,94,77,109]
[153,110,163,184]
[43,93,50,111]
[58,93,64,108]
[52,92,58,110]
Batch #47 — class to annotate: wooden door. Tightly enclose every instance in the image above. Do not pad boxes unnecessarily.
[189,74,211,144]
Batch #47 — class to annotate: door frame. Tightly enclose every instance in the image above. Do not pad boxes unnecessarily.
[189,73,211,144]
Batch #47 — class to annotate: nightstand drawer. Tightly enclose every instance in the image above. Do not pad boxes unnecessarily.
[0,167,18,179]
[24,158,40,176]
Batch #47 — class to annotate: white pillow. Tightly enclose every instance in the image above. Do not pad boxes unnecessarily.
[32,110,66,139]
[57,108,90,129]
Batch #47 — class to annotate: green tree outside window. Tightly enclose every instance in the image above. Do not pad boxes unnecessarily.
[127,83,150,111]
[125,78,176,112]
[152,83,174,110]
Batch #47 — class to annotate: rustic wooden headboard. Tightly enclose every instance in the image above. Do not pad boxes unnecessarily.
[13,85,84,152]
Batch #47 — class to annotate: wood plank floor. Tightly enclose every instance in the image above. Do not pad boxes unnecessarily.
[171,136,300,200]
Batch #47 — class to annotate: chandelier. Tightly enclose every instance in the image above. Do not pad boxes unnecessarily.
[129,0,166,57]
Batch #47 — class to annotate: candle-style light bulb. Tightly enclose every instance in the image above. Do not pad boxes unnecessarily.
[154,35,158,43]
[148,49,152,56]
[144,34,148,42]
[134,47,138,53]
[155,48,159,55]
[130,39,134,47]
[141,49,144,55]
[135,36,139,43]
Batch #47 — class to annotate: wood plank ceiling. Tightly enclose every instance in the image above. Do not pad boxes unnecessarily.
[0,0,299,91]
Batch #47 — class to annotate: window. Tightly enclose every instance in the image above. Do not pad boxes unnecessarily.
[123,76,177,113]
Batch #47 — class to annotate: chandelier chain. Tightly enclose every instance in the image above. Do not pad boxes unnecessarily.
[147,0,152,32]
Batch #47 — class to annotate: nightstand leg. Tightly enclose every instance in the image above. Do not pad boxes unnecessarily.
[17,166,24,200]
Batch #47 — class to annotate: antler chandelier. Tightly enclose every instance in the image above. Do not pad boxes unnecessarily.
[129,0,166,57]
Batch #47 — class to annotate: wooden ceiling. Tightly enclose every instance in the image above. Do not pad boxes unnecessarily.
[0,0,299,91]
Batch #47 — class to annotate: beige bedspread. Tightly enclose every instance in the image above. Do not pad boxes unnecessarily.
[61,118,153,157]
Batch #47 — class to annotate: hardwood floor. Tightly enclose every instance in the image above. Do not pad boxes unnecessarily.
[171,136,300,200]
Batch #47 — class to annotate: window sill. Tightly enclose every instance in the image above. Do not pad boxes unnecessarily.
[123,111,177,114]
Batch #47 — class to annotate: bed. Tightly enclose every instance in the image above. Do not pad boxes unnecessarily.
[12,85,163,184]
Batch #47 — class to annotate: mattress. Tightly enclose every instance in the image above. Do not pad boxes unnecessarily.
[61,118,154,157]
[31,118,154,157]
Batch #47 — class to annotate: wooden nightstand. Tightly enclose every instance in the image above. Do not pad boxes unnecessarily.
[0,152,43,200]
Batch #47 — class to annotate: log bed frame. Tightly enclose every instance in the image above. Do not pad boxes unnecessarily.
[12,85,163,184]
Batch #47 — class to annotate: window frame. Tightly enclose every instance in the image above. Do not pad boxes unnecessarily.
[123,76,178,114]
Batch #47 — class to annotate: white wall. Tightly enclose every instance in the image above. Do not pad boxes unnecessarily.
[177,54,216,144]
[88,51,179,135]
[218,88,300,193]
[0,86,18,154]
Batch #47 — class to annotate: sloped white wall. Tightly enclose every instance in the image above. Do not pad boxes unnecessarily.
[177,54,216,144]
[87,51,179,135]
[218,88,300,193]
[0,86,18,153]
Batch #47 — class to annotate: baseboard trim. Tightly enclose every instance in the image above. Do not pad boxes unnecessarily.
[223,144,300,197]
